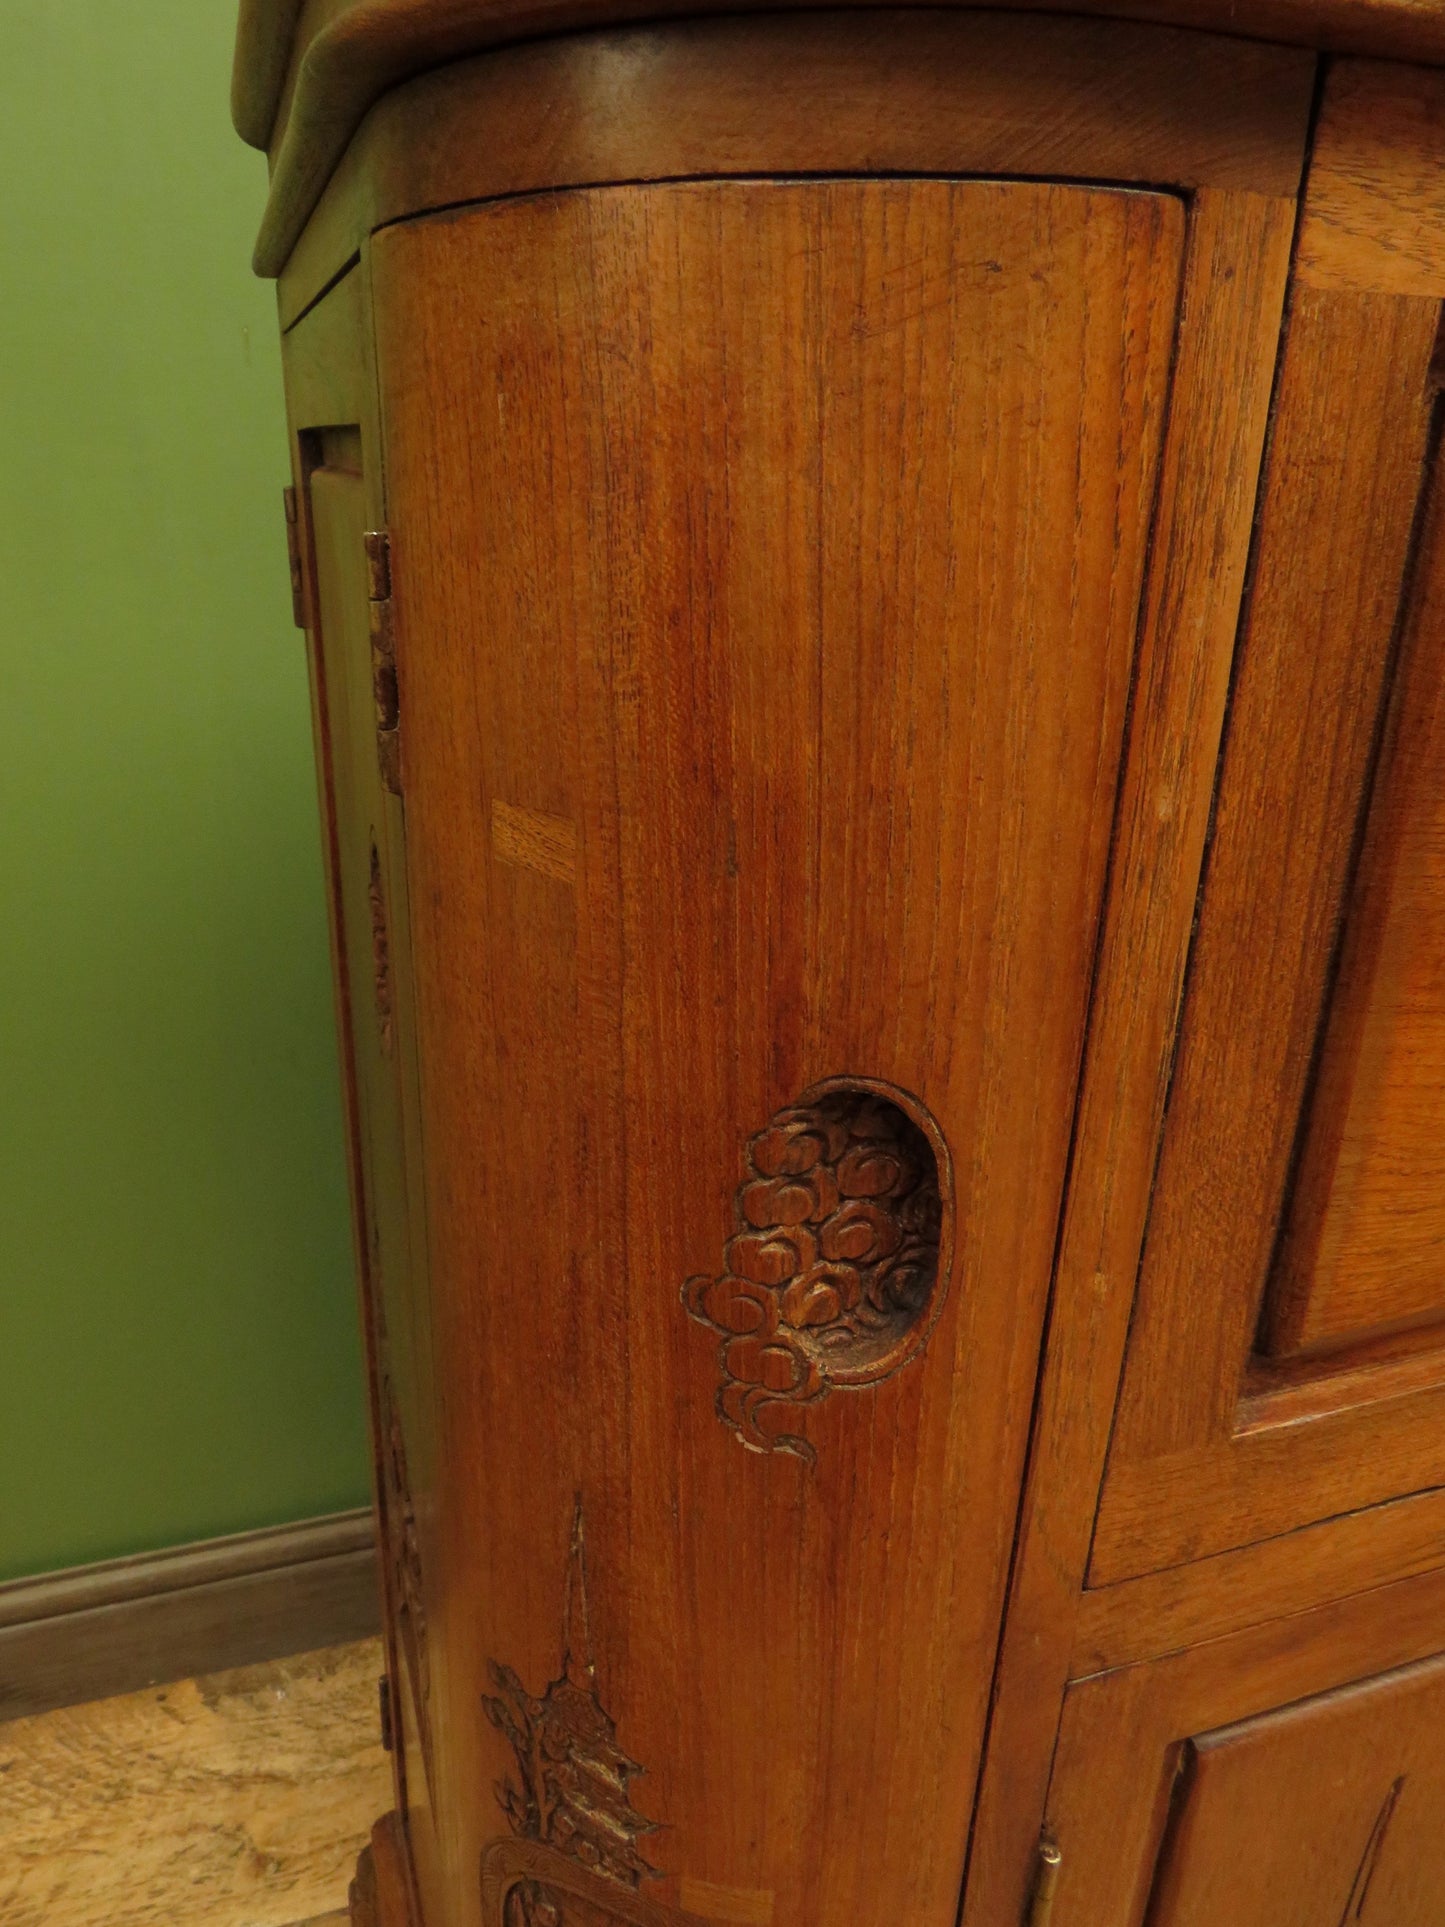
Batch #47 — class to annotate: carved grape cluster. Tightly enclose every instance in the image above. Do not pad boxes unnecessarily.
[682,1082,946,1461]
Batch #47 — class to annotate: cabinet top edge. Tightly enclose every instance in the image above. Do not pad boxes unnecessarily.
[236,3,1340,279]
[233,0,1442,277]
[234,0,1445,156]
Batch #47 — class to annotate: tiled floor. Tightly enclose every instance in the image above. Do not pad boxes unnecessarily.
[0,1639,389,1927]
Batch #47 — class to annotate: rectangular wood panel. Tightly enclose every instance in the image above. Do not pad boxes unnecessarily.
[373,177,1183,1927]
[1084,54,1445,1590]
[1149,1661,1445,1923]
[1089,278,1445,1579]
[1042,1571,1445,1926]
[1073,1484,1445,1673]
[1268,443,1445,1358]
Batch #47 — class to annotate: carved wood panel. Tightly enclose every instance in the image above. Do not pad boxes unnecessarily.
[378,1347,434,1801]
[376,173,1185,1924]
[682,1080,948,1459]
[483,1505,658,1893]
[482,1841,695,1927]
[481,1507,678,1927]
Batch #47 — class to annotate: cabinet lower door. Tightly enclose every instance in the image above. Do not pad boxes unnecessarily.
[1043,1576,1445,1923]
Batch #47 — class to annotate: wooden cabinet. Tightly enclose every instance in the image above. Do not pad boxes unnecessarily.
[234,6,1445,1923]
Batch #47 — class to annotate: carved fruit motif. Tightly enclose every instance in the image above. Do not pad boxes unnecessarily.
[682,1080,949,1461]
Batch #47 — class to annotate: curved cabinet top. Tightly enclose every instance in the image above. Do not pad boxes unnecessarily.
[235,0,1445,276]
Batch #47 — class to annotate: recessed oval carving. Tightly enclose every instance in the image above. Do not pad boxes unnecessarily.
[682,1078,952,1461]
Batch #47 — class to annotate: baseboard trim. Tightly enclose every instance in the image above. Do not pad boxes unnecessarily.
[0,1508,380,1720]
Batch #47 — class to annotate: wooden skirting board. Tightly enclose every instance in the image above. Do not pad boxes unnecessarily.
[0,1509,379,1720]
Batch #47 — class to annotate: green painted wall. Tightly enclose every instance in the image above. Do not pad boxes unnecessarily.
[0,4,370,1582]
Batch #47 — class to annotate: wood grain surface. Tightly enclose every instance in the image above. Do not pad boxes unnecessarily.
[1296,58,1445,297]
[1270,451,1445,1359]
[1144,1659,1445,1923]
[305,442,442,1903]
[234,0,1443,276]
[1073,1485,1445,1674]
[1043,1570,1445,1922]
[371,174,1183,1927]
[251,26,1445,1925]
[959,179,1300,1927]
[0,1641,390,1927]
[274,13,1313,321]
[280,250,452,1922]
[1090,92,1445,1578]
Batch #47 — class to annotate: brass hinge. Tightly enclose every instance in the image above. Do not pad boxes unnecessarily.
[364,529,403,795]
[282,485,305,628]
[1027,1838,1062,1926]
[379,1673,394,1752]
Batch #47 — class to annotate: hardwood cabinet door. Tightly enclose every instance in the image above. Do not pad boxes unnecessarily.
[1040,1569,1445,1925]
[369,174,1200,1927]
[1089,60,1445,1584]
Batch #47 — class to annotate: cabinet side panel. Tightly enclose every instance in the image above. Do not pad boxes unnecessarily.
[283,264,444,1924]
[374,178,1183,1926]
[1090,290,1444,1576]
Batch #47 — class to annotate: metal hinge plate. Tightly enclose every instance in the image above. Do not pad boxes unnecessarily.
[364,529,402,795]
[379,1673,394,1752]
[283,484,305,628]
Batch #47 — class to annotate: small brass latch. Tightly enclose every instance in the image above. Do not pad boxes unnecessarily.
[1027,1838,1062,1926]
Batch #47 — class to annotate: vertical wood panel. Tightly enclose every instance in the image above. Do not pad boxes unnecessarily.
[1087,95,1445,1574]
[1271,456,1445,1357]
[960,183,1300,1927]
[373,177,1182,1926]
[1102,291,1443,1465]
[302,411,443,1915]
